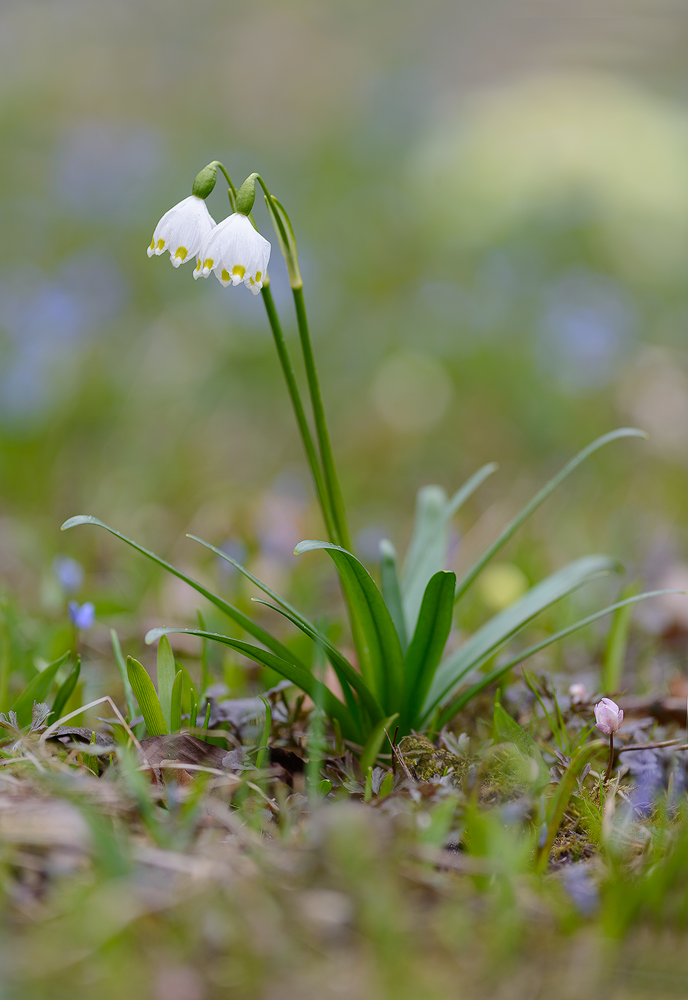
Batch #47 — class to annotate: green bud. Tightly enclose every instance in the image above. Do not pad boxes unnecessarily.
[192,163,218,200]
[235,173,257,215]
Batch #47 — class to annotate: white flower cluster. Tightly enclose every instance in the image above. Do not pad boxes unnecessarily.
[147,196,270,295]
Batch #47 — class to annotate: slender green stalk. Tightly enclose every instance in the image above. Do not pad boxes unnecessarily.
[261,284,339,542]
[605,735,615,782]
[292,286,351,551]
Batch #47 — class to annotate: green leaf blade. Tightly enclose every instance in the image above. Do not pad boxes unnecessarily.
[170,670,183,734]
[294,540,404,713]
[424,554,620,721]
[61,516,306,669]
[126,656,168,737]
[454,429,645,605]
[146,627,360,743]
[51,657,81,724]
[156,636,176,731]
[403,571,456,731]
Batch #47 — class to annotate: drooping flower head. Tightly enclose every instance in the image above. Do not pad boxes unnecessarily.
[147,195,216,267]
[594,697,623,735]
[195,213,271,294]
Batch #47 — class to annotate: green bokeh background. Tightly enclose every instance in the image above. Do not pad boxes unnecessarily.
[2,0,688,694]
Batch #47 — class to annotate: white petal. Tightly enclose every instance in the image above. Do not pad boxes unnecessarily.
[198,213,271,291]
[148,195,216,265]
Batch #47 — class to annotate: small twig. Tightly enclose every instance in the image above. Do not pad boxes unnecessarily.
[384,727,414,781]
[620,739,685,751]
[391,725,399,776]
[40,696,142,754]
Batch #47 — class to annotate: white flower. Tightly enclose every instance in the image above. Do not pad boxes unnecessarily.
[194,213,270,294]
[594,697,623,735]
[147,195,216,267]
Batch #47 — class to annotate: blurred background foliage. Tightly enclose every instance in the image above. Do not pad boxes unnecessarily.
[1,0,688,702]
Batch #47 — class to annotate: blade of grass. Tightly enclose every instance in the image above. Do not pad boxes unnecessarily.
[51,656,81,724]
[359,713,399,776]
[170,670,183,734]
[156,636,176,732]
[602,582,640,692]
[453,429,646,604]
[126,656,168,737]
[110,629,136,720]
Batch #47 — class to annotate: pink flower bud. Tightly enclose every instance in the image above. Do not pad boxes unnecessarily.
[569,683,588,704]
[594,697,623,735]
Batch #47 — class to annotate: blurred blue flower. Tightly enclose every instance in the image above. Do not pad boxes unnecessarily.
[68,600,95,631]
[53,556,84,594]
[0,252,127,421]
[55,121,163,218]
[538,270,636,391]
[563,864,599,917]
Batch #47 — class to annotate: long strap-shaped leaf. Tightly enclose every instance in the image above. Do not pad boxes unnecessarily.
[251,600,384,726]
[145,627,360,742]
[424,554,620,720]
[188,534,383,725]
[453,428,645,604]
[403,570,456,731]
[402,463,498,634]
[438,588,682,726]
[294,540,404,712]
[61,516,305,669]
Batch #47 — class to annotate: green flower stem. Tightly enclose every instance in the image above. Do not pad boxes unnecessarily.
[261,283,339,543]
[211,161,238,209]
[292,286,352,552]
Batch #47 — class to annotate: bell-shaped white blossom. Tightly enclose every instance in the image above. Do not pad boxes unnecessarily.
[594,697,623,735]
[194,213,270,294]
[147,196,216,268]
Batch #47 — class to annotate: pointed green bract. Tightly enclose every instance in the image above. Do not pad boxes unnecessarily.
[126,656,168,737]
[156,636,176,732]
[294,540,404,711]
